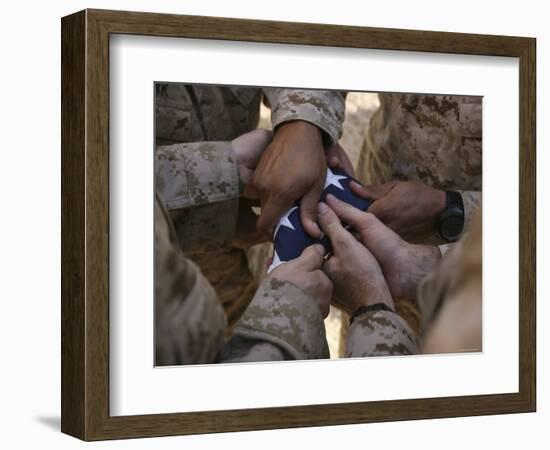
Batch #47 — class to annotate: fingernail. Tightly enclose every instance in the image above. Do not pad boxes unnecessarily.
[312,243,325,255]
[317,202,328,214]
[326,193,337,202]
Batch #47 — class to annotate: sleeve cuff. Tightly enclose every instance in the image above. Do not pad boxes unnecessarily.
[155,141,240,253]
[458,190,481,233]
[264,88,346,146]
[346,310,418,357]
[228,278,330,360]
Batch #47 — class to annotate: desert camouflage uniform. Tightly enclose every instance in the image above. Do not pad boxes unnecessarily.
[155,194,227,365]
[419,211,482,354]
[155,84,345,327]
[357,94,482,236]
[341,211,483,358]
[222,210,481,361]
[356,93,482,335]
[220,278,329,362]
[155,141,330,364]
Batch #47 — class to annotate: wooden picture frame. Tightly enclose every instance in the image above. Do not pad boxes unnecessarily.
[61,8,536,441]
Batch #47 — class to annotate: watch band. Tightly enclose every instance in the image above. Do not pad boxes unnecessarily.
[437,190,465,242]
[349,303,395,325]
[446,190,464,209]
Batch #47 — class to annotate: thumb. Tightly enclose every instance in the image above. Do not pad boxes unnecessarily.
[317,201,353,248]
[294,244,325,271]
[231,128,273,169]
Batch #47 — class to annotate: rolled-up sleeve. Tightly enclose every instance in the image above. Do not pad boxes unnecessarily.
[218,278,329,362]
[345,310,419,357]
[263,88,346,146]
[155,141,240,253]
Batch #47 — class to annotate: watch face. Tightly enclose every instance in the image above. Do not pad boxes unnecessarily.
[441,215,464,241]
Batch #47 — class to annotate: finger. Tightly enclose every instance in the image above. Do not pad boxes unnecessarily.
[322,255,337,276]
[238,167,253,187]
[231,128,273,167]
[326,144,355,176]
[313,270,333,317]
[326,194,401,254]
[294,244,325,271]
[317,202,353,247]
[326,144,344,169]
[325,193,371,229]
[300,183,323,238]
[350,180,395,201]
[328,155,340,167]
[257,194,294,237]
[363,198,388,221]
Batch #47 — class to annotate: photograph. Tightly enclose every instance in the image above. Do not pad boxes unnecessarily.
[153,83,482,366]
[59,8,535,440]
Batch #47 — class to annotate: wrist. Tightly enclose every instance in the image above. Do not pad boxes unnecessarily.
[431,188,447,220]
[274,120,323,143]
[403,244,441,299]
[352,283,394,313]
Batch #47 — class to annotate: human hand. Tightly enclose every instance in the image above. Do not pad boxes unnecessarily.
[232,198,266,251]
[268,244,333,317]
[247,120,327,238]
[350,180,446,241]
[231,128,273,188]
[326,142,355,177]
[317,201,393,315]
[325,193,441,301]
[230,129,273,249]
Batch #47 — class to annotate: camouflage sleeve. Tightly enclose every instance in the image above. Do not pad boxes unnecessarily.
[263,88,346,146]
[155,141,240,253]
[155,196,227,365]
[345,310,419,357]
[218,278,330,362]
[458,190,481,233]
[417,211,482,333]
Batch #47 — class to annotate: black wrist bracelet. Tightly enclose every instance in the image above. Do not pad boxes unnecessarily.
[349,303,395,325]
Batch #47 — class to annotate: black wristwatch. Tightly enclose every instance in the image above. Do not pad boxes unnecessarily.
[437,191,465,242]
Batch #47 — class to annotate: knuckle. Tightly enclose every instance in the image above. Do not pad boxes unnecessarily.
[314,271,332,294]
[333,232,349,248]
[272,185,293,203]
[360,212,377,226]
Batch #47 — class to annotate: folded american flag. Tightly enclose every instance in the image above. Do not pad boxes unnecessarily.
[267,168,372,273]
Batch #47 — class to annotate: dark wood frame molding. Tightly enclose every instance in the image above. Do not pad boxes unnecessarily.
[61,9,536,440]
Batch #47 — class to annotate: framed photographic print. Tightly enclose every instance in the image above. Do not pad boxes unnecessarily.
[61,9,536,440]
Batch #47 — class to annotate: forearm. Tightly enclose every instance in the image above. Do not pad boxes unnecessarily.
[155,141,240,253]
[218,278,330,362]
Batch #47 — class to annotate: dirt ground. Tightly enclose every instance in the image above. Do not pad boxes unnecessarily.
[248,92,380,358]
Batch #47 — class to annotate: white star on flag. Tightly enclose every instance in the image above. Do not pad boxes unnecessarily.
[273,206,298,238]
[324,169,347,190]
[267,250,283,273]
